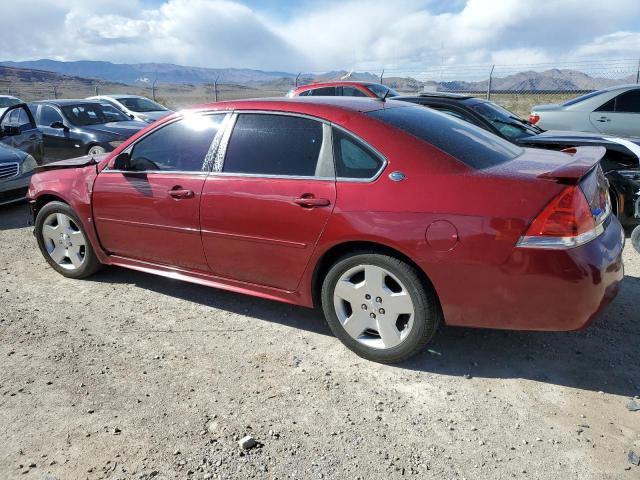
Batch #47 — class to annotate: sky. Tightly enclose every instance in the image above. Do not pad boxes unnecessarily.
[4,0,640,73]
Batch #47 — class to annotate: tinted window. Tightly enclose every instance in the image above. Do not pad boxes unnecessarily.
[116,96,167,113]
[562,90,604,107]
[333,128,383,179]
[0,97,20,108]
[342,86,368,97]
[39,105,63,126]
[129,115,223,172]
[615,90,640,113]
[310,87,337,96]
[595,98,615,112]
[224,114,323,176]
[297,90,310,97]
[61,103,129,126]
[368,105,523,169]
[367,84,400,98]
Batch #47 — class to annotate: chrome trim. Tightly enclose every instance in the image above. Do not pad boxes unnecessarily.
[516,221,606,249]
[102,170,209,176]
[0,162,20,180]
[206,172,335,181]
[389,171,406,182]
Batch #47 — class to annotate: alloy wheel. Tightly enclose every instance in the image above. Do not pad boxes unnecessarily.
[41,213,87,271]
[332,264,415,349]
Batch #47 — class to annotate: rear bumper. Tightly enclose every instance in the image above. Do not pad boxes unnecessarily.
[435,215,625,331]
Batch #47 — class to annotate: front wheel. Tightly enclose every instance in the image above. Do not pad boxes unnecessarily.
[87,145,106,156]
[631,226,640,254]
[35,201,102,279]
[321,252,441,363]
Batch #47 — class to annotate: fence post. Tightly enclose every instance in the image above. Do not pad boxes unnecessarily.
[214,76,219,102]
[380,69,384,84]
[53,85,58,99]
[486,65,495,100]
[636,59,640,84]
[295,72,301,88]
[151,79,157,101]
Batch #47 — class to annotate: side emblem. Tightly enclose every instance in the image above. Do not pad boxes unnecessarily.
[389,171,406,182]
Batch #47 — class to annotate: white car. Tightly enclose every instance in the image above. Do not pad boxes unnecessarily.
[530,85,640,137]
[86,95,172,124]
[0,95,23,117]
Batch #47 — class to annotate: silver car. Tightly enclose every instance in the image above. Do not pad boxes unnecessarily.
[530,85,640,137]
[86,95,172,124]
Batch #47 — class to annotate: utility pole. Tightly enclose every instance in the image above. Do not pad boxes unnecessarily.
[486,64,495,100]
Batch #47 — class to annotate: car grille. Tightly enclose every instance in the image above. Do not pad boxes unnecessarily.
[0,162,19,180]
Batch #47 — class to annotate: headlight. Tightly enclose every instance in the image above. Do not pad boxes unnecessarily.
[21,154,37,174]
[617,169,640,181]
[108,140,124,149]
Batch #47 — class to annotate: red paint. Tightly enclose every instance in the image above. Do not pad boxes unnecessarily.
[290,81,378,98]
[29,98,625,333]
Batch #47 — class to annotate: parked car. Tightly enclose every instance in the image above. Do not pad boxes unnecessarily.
[87,95,172,123]
[288,81,399,99]
[0,95,23,117]
[28,98,623,363]
[29,100,148,160]
[530,85,640,137]
[0,143,38,206]
[396,92,640,227]
[0,103,44,163]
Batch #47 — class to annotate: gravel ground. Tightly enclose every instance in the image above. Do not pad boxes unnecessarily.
[1,202,639,480]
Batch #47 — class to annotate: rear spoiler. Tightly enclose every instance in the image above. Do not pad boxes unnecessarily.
[537,146,605,184]
[34,154,107,173]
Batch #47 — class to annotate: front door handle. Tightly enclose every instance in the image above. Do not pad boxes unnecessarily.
[168,187,194,199]
[294,195,331,208]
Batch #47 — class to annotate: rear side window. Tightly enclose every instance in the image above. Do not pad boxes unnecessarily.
[342,86,368,97]
[223,114,323,177]
[39,105,63,126]
[333,128,383,179]
[368,105,523,169]
[614,90,640,113]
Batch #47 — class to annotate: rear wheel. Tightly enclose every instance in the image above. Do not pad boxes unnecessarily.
[35,201,102,279]
[321,252,441,363]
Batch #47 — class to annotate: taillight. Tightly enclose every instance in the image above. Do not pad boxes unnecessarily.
[529,113,540,125]
[517,166,611,249]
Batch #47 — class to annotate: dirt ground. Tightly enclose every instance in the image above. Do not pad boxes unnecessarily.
[1,202,639,480]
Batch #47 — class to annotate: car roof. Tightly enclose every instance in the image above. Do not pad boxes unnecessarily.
[397,92,476,101]
[295,81,382,90]
[187,97,409,119]
[33,99,103,106]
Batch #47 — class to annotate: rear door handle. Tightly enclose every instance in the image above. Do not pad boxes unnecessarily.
[596,117,610,122]
[168,187,194,199]
[294,195,331,208]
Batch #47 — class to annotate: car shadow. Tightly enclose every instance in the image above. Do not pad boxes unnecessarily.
[0,202,31,231]
[90,265,639,397]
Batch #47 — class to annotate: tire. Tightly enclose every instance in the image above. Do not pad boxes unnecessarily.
[632,226,640,254]
[35,201,102,279]
[321,252,442,363]
[87,145,106,156]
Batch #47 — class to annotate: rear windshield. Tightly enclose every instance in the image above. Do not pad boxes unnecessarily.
[561,90,602,107]
[367,105,523,169]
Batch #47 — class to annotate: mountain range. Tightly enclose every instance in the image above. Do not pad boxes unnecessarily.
[0,59,636,92]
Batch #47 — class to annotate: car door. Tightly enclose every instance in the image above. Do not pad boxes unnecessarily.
[0,104,43,161]
[200,112,336,291]
[36,105,78,160]
[590,89,640,137]
[92,113,226,270]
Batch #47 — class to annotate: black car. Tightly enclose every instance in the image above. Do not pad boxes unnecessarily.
[396,92,640,227]
[29,100,148,160]
[0,103,44,205]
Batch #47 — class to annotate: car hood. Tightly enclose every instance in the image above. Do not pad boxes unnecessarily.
[82,121,147,138]
[0,142,26,163]
[34,153,108,173]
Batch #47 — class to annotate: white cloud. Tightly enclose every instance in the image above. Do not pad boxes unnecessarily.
[2,0,640,72]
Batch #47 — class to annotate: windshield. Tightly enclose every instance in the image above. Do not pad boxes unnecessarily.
[366,84,400,99]
[368,105,523,170]
[116,96,167,112]
[61,103,130,126]
[0,97,21,108]
[469,101,540,140]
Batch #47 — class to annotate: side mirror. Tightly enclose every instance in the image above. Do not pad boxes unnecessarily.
[50,121,66,130]
[113,152,131,171]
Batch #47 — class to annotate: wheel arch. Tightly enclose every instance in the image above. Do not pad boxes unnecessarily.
[310,240,442,311]
[32,194,69,219]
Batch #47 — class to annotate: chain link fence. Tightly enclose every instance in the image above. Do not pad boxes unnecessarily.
[1,59,639,117]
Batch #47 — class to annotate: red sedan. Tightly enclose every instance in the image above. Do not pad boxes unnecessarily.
[28,97,624,363]
[289,81,399,99]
